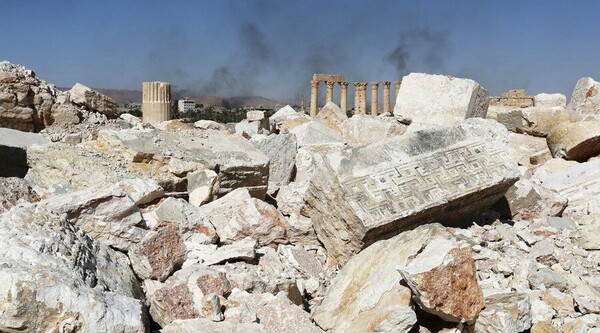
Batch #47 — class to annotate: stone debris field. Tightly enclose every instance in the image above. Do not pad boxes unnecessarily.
[1,61,600,332]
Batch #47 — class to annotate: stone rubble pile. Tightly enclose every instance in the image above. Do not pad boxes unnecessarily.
[0,67,599,332]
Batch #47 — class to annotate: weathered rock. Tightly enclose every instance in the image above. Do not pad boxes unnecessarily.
[501,178,567,220]
[27,128,270,198]
[535,93,567,108]
[508,133,552,173]
[541,288,575,317]
[531,322,558,333]
[68,82,118,116]
[50,101,81,125]
[528,268,568,291]
[187,169,218,206]
[155,119,193,131]
[0,61,59,131]
[184,237,257,266]
[313,225,457,333]
[399,236,484,323]
[194,119,230,131]
[160,318,267,333]
[393,73,489,128]
[531,158,579,184]
[246,110,266,121]
[250,133,297,194]
[40,181,146,250]
[270,105,304,132]
[314,101,347,132]
[0,177,39,213]
[547,121,600,162]
[0,203,145,332]
[227,289,324,333]
[341,114,407,147]
[202,188,290,246]
[0,127,49,177]
[491,106,570,137]
[280,115,311,134]
[148,264,231,327]
[305,119,519,264]
[116,177,164,205]
[538,159,600,219]
[235,119,270,137]
[566,274,600,314]
[153,197,218,245]
[567,77,600,121]
[474,293,532,333]
[129,224,186,281]
[289,121,344,147]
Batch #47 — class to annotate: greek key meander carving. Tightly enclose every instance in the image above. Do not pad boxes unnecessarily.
[341,142,515,222]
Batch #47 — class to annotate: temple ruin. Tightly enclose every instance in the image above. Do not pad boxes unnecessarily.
[489,89,534,108]
[142,81,172,125]
[310,73,401,116]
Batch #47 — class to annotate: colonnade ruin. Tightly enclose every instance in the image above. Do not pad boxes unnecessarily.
[310,73,402,116]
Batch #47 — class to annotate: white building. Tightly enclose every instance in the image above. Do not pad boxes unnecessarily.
[178,99,196,113]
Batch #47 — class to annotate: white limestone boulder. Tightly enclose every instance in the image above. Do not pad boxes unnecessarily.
[547,121,600,162]
[535,93,567,108]
[0,127,49,177]
[289,121,344,148]
[160,318,267,333]
[194,119,230,131]
[474,293,532,333]
[314,101,347,133]
[398,236,484,323]
[313,224,457,333]
[152,197,218,245]
[305,118,520,264]
[501,178,567,220]
[567,77,600,121]
[0,203,145,332]
[491,106,570,137]
[183,237,256,267]
[341,114,407,147]
[250,133,298,194]
[508,133,552,173]
[69,82,118,116]
[187,169,218,206]
[393,72,489,128]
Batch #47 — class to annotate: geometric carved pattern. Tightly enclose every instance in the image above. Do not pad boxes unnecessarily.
[341,141,515,224]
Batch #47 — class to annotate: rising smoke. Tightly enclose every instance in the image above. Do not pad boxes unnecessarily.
[385,28,451,79]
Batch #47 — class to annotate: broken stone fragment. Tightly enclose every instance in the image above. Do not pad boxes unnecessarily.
[567,77,600,121]
[129,224,186,282]
[314,101,348,133]
[153,197,218,245]
[160,318,268,333]
[68,82,118,116]
[0,127,49,177]
[250,133,297,194]
[187,169,218,206]
[474,292,532,333]
[546,121,600,162]
[305,118,519,264]
[341,114,406,148]
[398,236,484,323]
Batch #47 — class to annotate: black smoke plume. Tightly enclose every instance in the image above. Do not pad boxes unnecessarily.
[385,28,450,78]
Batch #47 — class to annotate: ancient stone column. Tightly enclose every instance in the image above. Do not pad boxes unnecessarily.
[353,82,360,115]
[142,81,172,125]
[394,81,402,97]
[358,82,368,115]
[371,82,379,116]
[325,81,335,103]
[339,81,349,112]
[382,81,391,114]
[310,80,319,117]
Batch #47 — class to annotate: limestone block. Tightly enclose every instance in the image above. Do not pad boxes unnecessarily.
[305,119,519,264]
[501,178,567,220]
[194,119,229,131]
[535,93,567,108]
[153,197,218,245]
[50,102,81,125]
[567,77,600,121]
[280,115,311,134]
[399,236,483,323]
[492,106,570,137]
[120,113,142,127]
[250,133,297,194]
[393,72,489,127]
[0,203,145,332]
[0,106,35,131]
[155,119,193,131]
[573,217,600,250]
[508,133,552,173]
[184,237,256,267]
[187,169,218,206]
[270,105,301,131]
[40,181,147,251]
[202,188,290,246]
[0,127,48,177]
[313,225,458,332]
[314,101,348,133]
[531,158,579,184]
[547,121,600,162]
[128,224,186,281]
[341,114,407,147]
[160,318,267,333]
[69,82,118,116]
[235,119,269,137]
[116,178,164,205]
[538,159,600,219]
[149,264,231,327]
[474,293,532,333]
[227,289,324,333]
[289,120,344,148]
[246,110,266,121]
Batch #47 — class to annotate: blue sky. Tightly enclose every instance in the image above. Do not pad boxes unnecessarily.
[2,1,600,102]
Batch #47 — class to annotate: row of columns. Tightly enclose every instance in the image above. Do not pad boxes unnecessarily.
[310,80,402,117]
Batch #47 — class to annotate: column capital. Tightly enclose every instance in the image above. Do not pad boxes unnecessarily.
[311,80,319,88]
[394,81,402,88]
[355,82,368,88]
[381,81,391,87]
[340,81,349,87]
[371,82,379,89]
[325,81,335,88]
